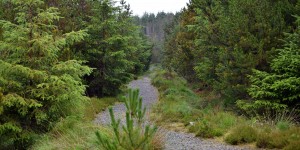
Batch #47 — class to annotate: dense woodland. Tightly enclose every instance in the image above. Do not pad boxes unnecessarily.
[0,0,300,149]
[0,0,151,148]
[163,0,300,113]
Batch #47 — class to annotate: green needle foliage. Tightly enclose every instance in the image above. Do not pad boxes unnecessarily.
[163,0,298,104]
[83,0,152,97]
[96,89,157,150]
[0,0,91,149]
[123,89,146,123]
[237,16,300,114]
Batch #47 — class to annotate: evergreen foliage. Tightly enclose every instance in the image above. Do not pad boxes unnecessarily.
[96,89,157,150]
[0,0,91,148]
[163,0,300,105]
[83,0,151,96]
[123,89,146,123]
[0,0,152,148]
[237,16,300,112]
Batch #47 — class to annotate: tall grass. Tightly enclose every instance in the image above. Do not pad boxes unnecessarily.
[31,97,118,150]
[150,70,201,126]
[150,69,242,137]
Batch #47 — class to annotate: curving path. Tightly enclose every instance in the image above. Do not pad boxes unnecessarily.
[94,77,252,150]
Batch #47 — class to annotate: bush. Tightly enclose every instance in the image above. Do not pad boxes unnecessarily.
[225,125,257,145]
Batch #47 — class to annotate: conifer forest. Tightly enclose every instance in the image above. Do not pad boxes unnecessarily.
[0,0,300,150]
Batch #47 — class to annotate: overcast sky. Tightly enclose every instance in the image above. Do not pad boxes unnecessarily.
[123,0,190,16]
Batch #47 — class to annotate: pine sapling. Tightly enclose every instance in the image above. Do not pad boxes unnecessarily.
[96,88,157,150]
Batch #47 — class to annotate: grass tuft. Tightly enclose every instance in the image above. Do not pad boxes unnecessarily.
[225,125,257,145]
[190,112,240,138]
[256,127,300,149]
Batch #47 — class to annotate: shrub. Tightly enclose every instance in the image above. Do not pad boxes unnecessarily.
[225,125,257,145]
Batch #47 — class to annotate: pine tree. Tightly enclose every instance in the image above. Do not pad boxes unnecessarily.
[238,16,300,113]
[95,89,157,150]
[0,0,91,148]
[84,0,151,97]
[165,0,297,103]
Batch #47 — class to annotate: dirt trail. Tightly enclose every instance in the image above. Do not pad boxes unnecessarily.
[95,77,252,150]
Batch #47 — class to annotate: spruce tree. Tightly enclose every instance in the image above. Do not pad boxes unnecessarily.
[84,0,151,97]
[238,16,300,113]
[164,0,298,103]
[0,0,91,148]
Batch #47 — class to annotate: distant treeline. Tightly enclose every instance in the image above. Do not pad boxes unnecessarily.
[134,12,175,63]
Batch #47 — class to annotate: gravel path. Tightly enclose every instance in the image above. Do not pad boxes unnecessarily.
[94,77,252,150]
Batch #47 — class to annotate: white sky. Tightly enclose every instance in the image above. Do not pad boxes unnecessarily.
[123,0,190,16]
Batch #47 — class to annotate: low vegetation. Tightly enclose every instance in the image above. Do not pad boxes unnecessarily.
[150,68,300,149]
[31,97,118,149]
[95,89,160,150]
[225,125,257,145]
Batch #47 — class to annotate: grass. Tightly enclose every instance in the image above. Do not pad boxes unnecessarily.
[256,126,300,149]
[150,70,201,126]
[150,68,300,149]
[190,111,242,138]
[31,97,118,150]
[150,69,242,136]
[225,125,258,145]
[84,97,119,121]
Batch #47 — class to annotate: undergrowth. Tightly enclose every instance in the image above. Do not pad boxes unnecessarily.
[225,125,257,145]
[150,68,300,149]
[150,69,242,137]
[31,97,118,150]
